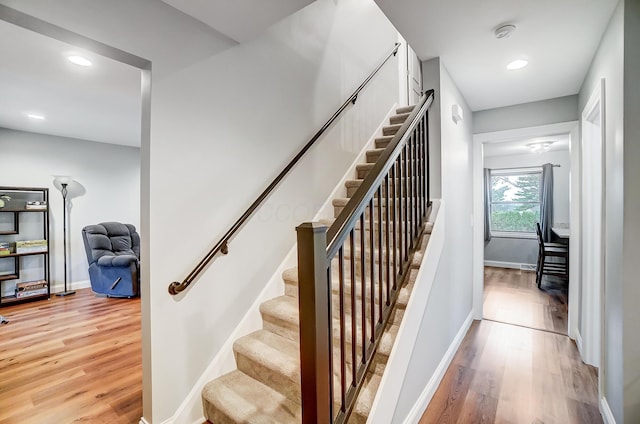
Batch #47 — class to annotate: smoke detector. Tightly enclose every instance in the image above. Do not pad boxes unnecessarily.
[494,24,516,39]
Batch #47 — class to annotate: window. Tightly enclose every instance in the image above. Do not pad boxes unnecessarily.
[490,170,541,234]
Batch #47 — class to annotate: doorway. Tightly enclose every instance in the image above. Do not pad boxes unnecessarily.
[472,122,579,334]
[480,135,571,334]
[0,4,150,422]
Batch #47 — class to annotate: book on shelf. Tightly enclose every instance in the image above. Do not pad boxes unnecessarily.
[14,240,47,254]
[16,287,48,298]
[16,280,48,291]
[0,249,10,256]
[25,201,47,210]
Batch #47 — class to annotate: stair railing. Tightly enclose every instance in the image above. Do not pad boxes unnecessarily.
[296,90,434,423]
[168,43,401,295]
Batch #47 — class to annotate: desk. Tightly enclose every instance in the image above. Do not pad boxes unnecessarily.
[552,227,570,239]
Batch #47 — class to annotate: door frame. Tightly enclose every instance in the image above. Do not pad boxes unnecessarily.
[472,121,579,332]
[579,79,606,372]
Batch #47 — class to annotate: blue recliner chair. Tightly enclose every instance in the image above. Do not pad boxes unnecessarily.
[82,222,140,297]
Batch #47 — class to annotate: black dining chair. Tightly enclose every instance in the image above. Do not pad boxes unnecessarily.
[535,222,569,288]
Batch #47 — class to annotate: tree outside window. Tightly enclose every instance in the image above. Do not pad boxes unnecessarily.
[490,171,541,233]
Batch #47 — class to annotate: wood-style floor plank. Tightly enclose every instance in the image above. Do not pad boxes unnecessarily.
[483,266,568,335]
[0,289,141,423]
[420,320,601,424]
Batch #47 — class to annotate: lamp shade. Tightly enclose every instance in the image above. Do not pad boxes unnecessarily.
[55,176,73,185]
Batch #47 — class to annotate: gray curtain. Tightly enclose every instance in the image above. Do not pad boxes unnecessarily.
[540,163,554,242]
[484,168,491,242]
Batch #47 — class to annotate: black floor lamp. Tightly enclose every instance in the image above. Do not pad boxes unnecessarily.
[55,176,75,297]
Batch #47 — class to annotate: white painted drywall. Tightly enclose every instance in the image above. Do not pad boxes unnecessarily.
[578,1,624,421]
[0,128,140,294]
[473,95,579,134]
[483,150,570,265]
[422,58,442,199]
[391,60,474,422]
[622,0,640,421]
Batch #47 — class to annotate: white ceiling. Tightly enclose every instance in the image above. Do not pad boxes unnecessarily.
[0,19,141,147]
[375,0,618,111]
[483,133,570,157]
[160,0,315,43]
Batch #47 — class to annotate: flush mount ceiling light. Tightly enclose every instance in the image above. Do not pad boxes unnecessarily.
[527,141,553,153]
[494,24,516,39]
[27,113,46,120]
[67,55,92,67]
[507,59,528,70]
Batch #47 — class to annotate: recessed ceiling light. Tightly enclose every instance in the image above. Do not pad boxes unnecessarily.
[68,55,92,67]
[507,59,528,70]
[27,113,46,120]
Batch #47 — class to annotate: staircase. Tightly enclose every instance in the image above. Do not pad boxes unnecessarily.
[201,105,433,423]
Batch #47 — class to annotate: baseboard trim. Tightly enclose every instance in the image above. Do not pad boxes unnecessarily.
[403,312,475,424]
[600,396,616,424]
[484,260,535,270]
[50,279,91,293]
[139,418,150,424]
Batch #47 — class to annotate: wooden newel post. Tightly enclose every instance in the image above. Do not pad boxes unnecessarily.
[296,222,332,424]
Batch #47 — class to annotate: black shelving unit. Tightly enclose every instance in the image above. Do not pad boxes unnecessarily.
[0,186,50,306]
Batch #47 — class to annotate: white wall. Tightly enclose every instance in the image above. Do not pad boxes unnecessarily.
[392,59,474,422]
[623,1,640,420]
[0,128,140,294]
[422,58,442,199]
[483,149,570,266]
[578,2,625,421]
[473,95,578,134]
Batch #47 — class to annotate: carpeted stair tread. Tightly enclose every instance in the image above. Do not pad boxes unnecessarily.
[382,124,402,136]
[202,370,301,424]
[366,148,387,163]
[347,372,383,424]
[233,330,300,401]
[389,112,411,125]
[375,136,394,149]
[356,163,375,179]
[396,105,415,114]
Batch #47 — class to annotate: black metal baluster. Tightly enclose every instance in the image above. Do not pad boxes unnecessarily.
[384,174,390,320]
[375,186,382,336]
[369,196,376,339]
[391,163,397,296]
[338,246,346,412]
[349,230,356,388]
[403,144,409,260]
[360,212,366,363]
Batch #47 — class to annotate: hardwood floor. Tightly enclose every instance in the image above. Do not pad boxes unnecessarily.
[420,319,601,424]
[483,266,568,335]
[0,288,142,423]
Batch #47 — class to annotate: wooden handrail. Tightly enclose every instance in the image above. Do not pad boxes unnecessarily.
[168,43,401,295]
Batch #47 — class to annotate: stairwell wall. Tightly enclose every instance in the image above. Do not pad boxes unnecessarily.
[391,58,474,422]
[0,0,403,422]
